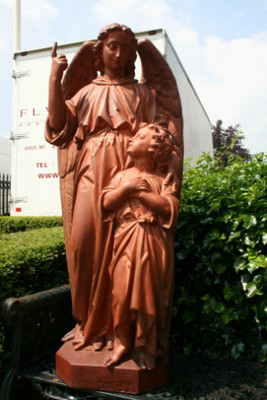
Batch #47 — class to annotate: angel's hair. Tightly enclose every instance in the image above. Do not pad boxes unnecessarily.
[93,23,137,78]
[138,122,174,164]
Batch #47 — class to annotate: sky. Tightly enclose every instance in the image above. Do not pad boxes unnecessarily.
[0,0,267,154]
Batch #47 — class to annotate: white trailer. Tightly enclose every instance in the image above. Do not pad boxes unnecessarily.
[10,28,212,217]
[0,136,11,176]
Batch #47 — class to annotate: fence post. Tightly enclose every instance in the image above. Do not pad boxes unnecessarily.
[0,173,2,215]
[0,173,11,216]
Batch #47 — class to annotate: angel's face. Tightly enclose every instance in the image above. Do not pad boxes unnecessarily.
[102,31,132,77]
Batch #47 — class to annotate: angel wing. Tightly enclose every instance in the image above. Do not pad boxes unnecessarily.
[62,40,97,100]
[137,38,183,190]
[58,41,97,280]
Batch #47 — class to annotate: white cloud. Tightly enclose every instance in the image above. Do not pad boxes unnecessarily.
[1,0,11,6]
[0,0,59,51]
[196,32,267,153]
[91,0,202,69]
[0,0,59,52]
[22,0,58,19]
[0,0,12,52]
[22,0,59,48]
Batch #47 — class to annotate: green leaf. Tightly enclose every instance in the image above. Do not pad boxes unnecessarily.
[242,281,261,298]
[183,344,193,357]
[247,260,260,273]
[182,311,195,323]
[230,342,246,359]
[262,233,267,245]
[223,286,235,300]
[215,264,227,275]
[234,258,246,271]
[228,231,241,241]
[214,302,226,314]
[258,354,266,363]
[242,215,257,229]
[253,274,263,284]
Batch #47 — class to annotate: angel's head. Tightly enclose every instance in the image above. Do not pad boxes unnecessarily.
[128,123,174,167]
[94,23,137,78]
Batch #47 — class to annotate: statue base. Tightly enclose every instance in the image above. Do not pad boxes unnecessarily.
[56,341,168,394]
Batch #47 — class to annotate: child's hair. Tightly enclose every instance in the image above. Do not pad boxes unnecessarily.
[138,122,175,164]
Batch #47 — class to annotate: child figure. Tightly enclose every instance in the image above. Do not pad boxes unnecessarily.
[101,123,179,370]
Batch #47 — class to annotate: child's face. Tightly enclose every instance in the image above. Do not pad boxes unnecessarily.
[127,127,153,160]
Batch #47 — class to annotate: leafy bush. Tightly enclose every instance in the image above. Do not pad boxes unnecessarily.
[0,216,62,234]
[0,226,67,298]
[173,153,267,362]
[0,226,67,379]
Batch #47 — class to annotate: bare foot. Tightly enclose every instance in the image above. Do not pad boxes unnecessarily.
[85,338,105,351]
[87,341,113,351]
[93,340,105,351]
[104,343,129,367]
[106,338,114,350]
[132,351,156,370]
[62,324,80,342]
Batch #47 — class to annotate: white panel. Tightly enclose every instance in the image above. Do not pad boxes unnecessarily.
[164,34,213,163]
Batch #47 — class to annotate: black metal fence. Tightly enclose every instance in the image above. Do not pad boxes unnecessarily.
[0,174,11,216]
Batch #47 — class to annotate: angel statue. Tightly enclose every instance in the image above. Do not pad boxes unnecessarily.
[45,23,183,372]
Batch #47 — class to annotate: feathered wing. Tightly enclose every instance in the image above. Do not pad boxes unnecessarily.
[137,38,183,194]
[62,40,97,100]
[58,41,97,282]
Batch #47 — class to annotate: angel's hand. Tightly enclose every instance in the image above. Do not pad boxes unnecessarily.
[51,42,68,80]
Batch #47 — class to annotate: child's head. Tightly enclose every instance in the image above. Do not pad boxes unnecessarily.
[128,123,174,165]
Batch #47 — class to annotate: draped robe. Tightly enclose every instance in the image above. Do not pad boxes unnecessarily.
[101,168,179,357]
[45,76,157,349]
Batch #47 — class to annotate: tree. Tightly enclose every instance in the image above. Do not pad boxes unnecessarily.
[212,120,251,167]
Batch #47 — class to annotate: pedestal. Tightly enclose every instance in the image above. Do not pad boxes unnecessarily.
[56,341,168,394]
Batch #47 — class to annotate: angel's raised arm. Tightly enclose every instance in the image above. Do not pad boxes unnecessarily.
[48,42,68,132]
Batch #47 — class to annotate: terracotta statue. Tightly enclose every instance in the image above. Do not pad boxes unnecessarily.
[101,123,179,369]
[45,23,183,374]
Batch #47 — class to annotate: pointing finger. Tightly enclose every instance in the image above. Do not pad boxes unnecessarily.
[51,42,57,58]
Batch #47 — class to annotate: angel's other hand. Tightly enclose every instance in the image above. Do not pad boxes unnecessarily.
[51,42,68,78]
[162,172,178,195]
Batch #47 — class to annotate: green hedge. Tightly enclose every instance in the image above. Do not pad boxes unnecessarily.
[0,216,62,234]
[0,225,67,380]
[173,153,267,362]
[0,226,67,298]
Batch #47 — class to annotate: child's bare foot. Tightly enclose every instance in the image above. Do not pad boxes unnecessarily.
[104,342,129,367]
[133,351,156,370]
[106,338,114,350]
[86,339,105,351]
[93,340,105,351]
